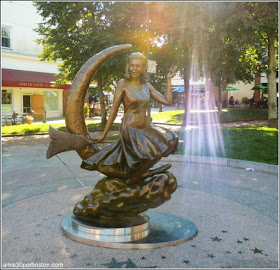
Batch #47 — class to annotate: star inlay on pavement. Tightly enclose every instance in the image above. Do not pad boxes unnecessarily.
[211,236,222,242]
[251,247,263,254]
[100,258,127,268]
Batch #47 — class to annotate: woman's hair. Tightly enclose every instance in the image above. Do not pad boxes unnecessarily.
[125,52,148,83]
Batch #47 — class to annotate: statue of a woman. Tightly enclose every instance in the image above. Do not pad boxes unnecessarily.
[47,46,178,222]
[81,52,178,184]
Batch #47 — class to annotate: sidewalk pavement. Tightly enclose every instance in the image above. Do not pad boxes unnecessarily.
[2,141,278,269]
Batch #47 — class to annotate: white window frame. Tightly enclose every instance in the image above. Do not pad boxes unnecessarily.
[1,26,12,49]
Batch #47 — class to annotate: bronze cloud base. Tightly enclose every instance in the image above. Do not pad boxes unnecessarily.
[73,171,177,225]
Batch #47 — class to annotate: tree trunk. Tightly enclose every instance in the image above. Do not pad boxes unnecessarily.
[267,32,278,128]
[182,67,190,127]
[158,103,163,112]
[97,76,107,127]
[217,81,223,113]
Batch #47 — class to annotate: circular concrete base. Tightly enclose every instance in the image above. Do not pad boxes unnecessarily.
[61,211,198,249]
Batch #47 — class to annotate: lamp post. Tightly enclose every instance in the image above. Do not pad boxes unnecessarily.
[43,109,47,123]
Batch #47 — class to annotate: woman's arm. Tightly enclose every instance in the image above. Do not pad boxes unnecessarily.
[96,80,125,142]
[149,66,177,106]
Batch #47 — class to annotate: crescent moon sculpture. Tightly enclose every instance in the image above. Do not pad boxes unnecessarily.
[46,44,132,160]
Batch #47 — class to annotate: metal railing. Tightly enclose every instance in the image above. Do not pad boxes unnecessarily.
[2,111,28,125]
[2,107,47,125]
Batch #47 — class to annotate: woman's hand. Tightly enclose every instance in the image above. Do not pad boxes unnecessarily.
[167,65,177,79]
[95,135,105,143]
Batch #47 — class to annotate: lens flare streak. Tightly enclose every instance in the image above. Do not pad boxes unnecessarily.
[184,64,225,160]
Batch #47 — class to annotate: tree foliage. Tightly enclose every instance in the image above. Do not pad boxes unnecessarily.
[34,1,278,126]
[34,2,131,125]
[35,2,129,84]
[242,2,278,127]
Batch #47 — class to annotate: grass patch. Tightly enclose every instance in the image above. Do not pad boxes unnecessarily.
[222,126,278,165]
[2,123,66,134]
[152,109,268,124]
[87,122,120,131]
[2,121,120,135]
[152,110,184,124]
[176,126,278,165]
[105,135,120,140]
[2,119,277,164]
[219,109,268,121]
[95,125,278,165]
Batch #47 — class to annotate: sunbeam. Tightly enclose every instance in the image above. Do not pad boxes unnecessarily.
[184,49,225,159]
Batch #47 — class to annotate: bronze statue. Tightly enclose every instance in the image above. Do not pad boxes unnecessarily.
[47,45,178,225]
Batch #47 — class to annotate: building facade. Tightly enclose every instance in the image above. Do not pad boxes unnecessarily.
[1,1,68,120]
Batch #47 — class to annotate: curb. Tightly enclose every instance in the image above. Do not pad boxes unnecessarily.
[153,119,268,126]
[153,122,182,126]
[2,129,119,137]
[162,155,278,175]
[2,132,50,137]
[219,118,268,123]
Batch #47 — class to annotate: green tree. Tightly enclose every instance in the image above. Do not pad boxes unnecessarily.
[242,2,278,127]
[164,2,277,124]
[205,2,278,124]
[203,2,259,112]
[34,1,173,125]
[146,2,257,123]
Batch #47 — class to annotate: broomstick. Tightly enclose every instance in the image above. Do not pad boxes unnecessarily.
[46,125,100,159]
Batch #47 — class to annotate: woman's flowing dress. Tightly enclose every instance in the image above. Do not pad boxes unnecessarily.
[81,81,178,179]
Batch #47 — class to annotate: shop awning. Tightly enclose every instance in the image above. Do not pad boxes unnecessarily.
[172,86,185,92]
[2,69,71,89]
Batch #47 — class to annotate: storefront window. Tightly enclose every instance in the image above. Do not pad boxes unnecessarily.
[2,89,12,113]
[43,90,58,111]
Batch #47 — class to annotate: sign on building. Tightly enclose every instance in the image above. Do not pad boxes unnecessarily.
[147,60,157,74]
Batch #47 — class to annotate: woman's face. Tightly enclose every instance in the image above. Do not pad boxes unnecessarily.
[129,58,146,79]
